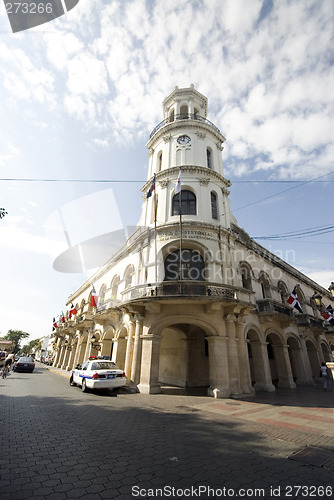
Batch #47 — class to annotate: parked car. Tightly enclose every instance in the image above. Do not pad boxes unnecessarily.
[69,356,126,393]
[13,356,35,373]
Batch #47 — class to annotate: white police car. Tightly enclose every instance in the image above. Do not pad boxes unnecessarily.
[69,356,127,393]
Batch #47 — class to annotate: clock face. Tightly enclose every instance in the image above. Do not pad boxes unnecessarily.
[177,135,191,145]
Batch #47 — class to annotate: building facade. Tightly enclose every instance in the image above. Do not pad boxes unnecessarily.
[52,86,334,398]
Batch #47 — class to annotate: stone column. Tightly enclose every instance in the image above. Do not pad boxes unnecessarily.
[61,345,70,370]
[56,344,65,368]
[137,333,161,394]
[251,341,275,392]
[288,344,309,384]
[124,320,135,381]
[131,317,143,386]
[66,341,77,371]
[225,315,242,395]
[72,332,82,368]
[235,318,254,395]
[273,344,296,388]
[299,337,316,383]
[53,341,61,366]
[206,336,230,398]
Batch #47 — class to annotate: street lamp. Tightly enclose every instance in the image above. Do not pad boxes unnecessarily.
[312,292,323,308]
[328,282,334,298]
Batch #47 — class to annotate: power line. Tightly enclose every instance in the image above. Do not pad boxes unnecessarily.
[1,177,334,183]
[253,223,334,240]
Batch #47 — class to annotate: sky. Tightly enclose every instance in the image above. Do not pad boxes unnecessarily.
[0,0,333,342]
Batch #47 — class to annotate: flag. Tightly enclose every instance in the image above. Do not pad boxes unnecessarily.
[61,311,65,323]
[321,305,334,326]
[146,174,156,198]
[90,286,98,308]
[53,317,58,330]
[69,303,77,318]
[175,169,181,194]
[287,286,303,313]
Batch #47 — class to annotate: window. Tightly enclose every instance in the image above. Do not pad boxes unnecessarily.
[260,273,272,298]
[207,148,212,169]
[164,249,205,281]
[124,266,134,288]
[157,151,162,172]
[211,192,218,220]
[111,275,120,298]
[180,105,188,119]
[172,190,196,215]
[169,109,174,122]
[240,263,252,290]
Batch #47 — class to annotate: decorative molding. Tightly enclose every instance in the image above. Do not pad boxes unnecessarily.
[216,141,224,151]
[163,134,172,143]
[199,177,210,186]
[148,148,154,157]
[196,131,206,140]
[159,179,169,188]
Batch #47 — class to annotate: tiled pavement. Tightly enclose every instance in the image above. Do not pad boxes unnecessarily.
[1,364,334,499]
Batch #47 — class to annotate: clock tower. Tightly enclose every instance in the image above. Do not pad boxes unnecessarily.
[138,85,237,230]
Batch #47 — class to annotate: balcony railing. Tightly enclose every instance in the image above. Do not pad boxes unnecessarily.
[149,114,221,138]
[121,281,236,301]
[256,299,293,317]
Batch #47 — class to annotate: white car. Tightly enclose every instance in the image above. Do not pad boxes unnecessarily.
[69,356,127,393]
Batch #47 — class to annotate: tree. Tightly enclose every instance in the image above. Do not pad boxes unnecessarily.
[4,330,30,354]
[21,338,42,355]
[0,208,8,219]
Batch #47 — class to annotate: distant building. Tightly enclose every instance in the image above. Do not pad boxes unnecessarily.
[53,86,334,398]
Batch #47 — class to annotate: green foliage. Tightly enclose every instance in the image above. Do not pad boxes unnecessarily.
[21,338,42,355]
[0,208,8,219]
[4,330,30,354]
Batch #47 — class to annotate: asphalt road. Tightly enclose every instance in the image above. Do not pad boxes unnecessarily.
[1,364,333,499]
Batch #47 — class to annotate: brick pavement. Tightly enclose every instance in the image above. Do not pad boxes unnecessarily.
[0,363,333,499]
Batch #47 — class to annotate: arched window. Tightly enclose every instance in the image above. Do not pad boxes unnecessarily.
[194,107,199,119]
[99,284,107,303]
[180,105,188,119]
[169,109,174,122]
[124,266,134,288]
[172,190,196,216]
[110,275,120,298]
[211,192,218,220]
[207,148,212,169]
[157,151,162,172]
[240,262,253,290]
[278,281,289,303]
[164,249,205,281]
[259,273,272,299]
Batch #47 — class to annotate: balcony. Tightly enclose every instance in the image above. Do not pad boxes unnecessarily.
[295,314,325,330]
[149,114,221,138]
[121,281,239,303]
[256,299,294,323]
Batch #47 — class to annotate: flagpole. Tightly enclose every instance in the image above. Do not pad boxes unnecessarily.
[178,167,182,287]
[154,191,158,284]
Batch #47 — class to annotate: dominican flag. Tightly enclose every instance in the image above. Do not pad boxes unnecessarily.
[175,169,181,194]
[61,311,65,323]
[287,286,303,313]
[321,305,334,326]
[146,174,156,198]
[53,317,58,330]
[90,286,98,308]
[69,303,77,318]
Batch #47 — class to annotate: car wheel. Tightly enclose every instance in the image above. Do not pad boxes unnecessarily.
[69,375,76,386]
[81,378,88,392]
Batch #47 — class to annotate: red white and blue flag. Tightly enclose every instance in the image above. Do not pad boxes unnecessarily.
[146,174,156,198]
[69,303,77,318]
[287,286,303,313]
[90,286,98,308]
[321,305,334,326]
[61,311,65,323]
[53,317,58,330]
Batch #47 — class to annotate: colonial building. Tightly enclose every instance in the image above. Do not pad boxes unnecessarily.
[52,86,334,398]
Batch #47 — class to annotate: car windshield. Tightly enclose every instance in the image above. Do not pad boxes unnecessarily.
[91,362,117,370]
[18,357,33,363]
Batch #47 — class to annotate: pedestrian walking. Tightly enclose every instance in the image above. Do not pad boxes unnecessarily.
[5,353,14,371]
[320,362,329,391]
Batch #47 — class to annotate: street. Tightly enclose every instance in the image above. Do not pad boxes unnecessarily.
[1,364,334,499]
